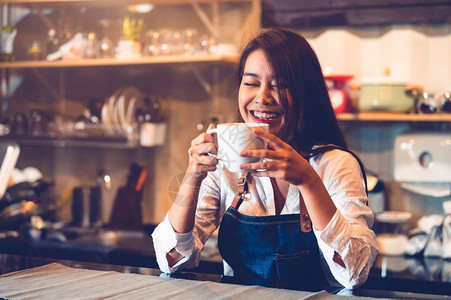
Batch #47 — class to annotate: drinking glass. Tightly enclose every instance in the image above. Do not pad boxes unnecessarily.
[181,28,198,55]
[97,19,115,59]
[143,30,160,56]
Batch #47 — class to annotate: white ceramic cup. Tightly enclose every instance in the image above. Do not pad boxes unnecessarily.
[206,123,268,172]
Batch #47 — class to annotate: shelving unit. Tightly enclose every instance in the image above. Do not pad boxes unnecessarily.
[0,0,252,4]
[0,136,138,148]
[0,0,259,148]
[0,55,238,69]
[337,112,451,122]
[0,0,262,225]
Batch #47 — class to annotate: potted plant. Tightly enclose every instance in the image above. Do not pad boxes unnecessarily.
[116,16,143,59]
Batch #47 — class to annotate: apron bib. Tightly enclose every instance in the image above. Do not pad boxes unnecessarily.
[217,145,367,290]
[218,203,327,289]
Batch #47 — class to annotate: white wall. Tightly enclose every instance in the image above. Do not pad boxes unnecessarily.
[302,24,451,95]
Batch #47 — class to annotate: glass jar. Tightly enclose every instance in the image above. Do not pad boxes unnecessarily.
[28,41,44,61]
[439,91,451,113]
[417,92,437,114]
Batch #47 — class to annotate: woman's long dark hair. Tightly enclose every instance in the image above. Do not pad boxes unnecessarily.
[237,27,347,153]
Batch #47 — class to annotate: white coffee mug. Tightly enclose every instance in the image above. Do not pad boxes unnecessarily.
[207,123,268,172]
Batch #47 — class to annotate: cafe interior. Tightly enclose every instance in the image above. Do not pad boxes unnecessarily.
[0,0,450,298]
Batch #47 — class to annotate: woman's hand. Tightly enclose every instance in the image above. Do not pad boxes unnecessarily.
[187,124,219,180]
[239,129,315,186]
[168,124,218,234]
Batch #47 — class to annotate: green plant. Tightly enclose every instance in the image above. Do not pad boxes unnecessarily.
[122,16,143,41]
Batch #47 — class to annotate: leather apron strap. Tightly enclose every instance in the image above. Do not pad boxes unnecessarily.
[299,193,311,233]
[231,173,311,233]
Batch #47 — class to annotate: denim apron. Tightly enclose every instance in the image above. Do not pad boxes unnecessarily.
[217,145,367,290]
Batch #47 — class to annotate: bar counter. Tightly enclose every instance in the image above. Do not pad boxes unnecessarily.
[1,228,450,299]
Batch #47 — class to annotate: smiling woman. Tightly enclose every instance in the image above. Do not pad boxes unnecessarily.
[238,50,286,136]
[152,27,377,291]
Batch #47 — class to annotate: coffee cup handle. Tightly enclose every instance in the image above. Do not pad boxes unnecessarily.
[207,152,219,159]
[206,128,219,159]
[206,128,217,135]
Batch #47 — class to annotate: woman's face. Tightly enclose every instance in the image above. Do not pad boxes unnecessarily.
[238,50,291,136]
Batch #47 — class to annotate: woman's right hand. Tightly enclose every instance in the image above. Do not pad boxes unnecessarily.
[187,124,218,180]
[168,124,218,235]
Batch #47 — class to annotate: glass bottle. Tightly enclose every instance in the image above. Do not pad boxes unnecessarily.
[28,41,44,61]
[443,201,451,260]
[417,92,437,114]
[439,91,451,113]
[97,19,115,59]
[46,28,60,58]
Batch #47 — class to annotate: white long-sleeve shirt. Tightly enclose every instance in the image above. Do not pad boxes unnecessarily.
[152,149,378,289]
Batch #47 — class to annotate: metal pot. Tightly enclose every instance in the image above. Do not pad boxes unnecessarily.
[359,77,415,112]
[0,180,51,230]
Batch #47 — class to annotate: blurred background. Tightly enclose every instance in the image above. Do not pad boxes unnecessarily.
[0,0,450,267]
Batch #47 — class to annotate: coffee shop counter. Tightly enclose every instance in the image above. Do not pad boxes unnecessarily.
[0,228,450,299]
[0,254,340,299]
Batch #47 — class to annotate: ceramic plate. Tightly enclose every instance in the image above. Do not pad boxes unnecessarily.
[376,211,412,223]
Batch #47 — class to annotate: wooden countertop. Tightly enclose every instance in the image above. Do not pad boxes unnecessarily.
[1,228,450,297]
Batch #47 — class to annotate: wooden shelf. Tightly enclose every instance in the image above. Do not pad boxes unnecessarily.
[0,55,238,69]
[0,0,251,5]
[337,112,451,122]
[0,136,143,149]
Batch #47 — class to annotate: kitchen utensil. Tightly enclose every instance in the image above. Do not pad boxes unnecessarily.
[394,132,451,183]
[140,122,167,147]
[443,201,451,259]
[0,142,20,199]
[417,92,437,114]
[28,110,48,136]
[71,185,102,228]
[117,86,141,129]
[0,182,38,212]
[439,91,451,113]
[375,211,412,256]
[423,223,443,257]
[0,201,37,230]
[376,211,412,223]
[109,163,145,230]
[107,89,121,127]
[359,77,415,112]
[366,172,386,214]
[142,94,162,122]
[0,178,51,230]
[324,75,354,113]
[84,99,103,123]
[11,113,28,136]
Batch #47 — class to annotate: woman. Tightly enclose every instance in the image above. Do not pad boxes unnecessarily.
[152,27,377,290]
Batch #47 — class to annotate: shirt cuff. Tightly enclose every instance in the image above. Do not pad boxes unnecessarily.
[174,230,194,258]
[151,214,194,272]
[152,214,177,253]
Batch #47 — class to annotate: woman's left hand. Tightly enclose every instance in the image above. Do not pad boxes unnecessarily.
[239,129,315,186]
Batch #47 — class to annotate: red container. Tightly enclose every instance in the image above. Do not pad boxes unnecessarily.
[324,75,354,113]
